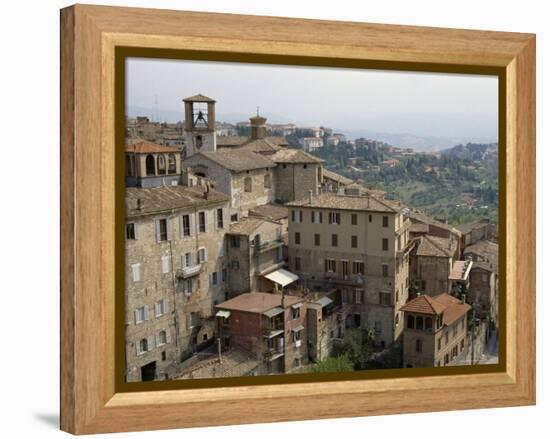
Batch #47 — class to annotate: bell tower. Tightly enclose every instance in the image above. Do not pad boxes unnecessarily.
[183,94,217,157]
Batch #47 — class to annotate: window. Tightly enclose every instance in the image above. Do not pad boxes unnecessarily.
[264,174,271,189]
[341,260,349,276]
[181,215,191,237]
[453,325,458,337]
[145,155,155,176]
[198,247,207,263]
[374,321,382,334]
[294,232,301,245]
[158,155,166,174]
[156,218,169,242]
[292,307,300,319]
[168,154,177,174]
[222,268,227,283]
[138,338,148,355]
[231,260,240,269]
[230,235,240,248]
[131,263,141,282]
[135,306,147,323]
[351,235,358,248]
[351,214,358,225]
[231,213,238,223]
[407,315,415,329]
[198,211,206,233]
[294,358,301,368]
[328,212,341,224]
[157,330,167,346]
[331,234,338,247]
[352,261,364,275]
[126,223,136,240]
[244,177,252,192]
[341,289,349,304]
[295,257,301,271]
[416,316,424,330]
[445,332,449,345]
[299,210,303,222]
[183,279,194,295]
[291,210,296,222]
[182,252,192,268]
[438,338,442,351]
[161,255,171,274]
[216,208,224,229]
[354,289,364,304]
[154,299,167,317]
[382,215,389,227]
[425,317,433,330]
[368,214,372,223]
[314,233,320,246]
[312,211,323,224]
[325,259,336,272]
[382,238,389,251]
[212,272,218,285]
[187,312,199,329]
[382,264,389,277]
[415,339,423,353]
[379,292,391,306]
[460,339,465,351]
[161,351,167,361]
[395,313,400,326]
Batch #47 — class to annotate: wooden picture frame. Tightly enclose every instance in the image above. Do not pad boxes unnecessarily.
[60,4,536,434]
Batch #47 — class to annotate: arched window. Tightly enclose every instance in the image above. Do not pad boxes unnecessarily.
[407,314,414,329]
[145,155,155,176]
[158,330,167,345]
[425,317,433,330]
[168,154,177,174]
[244,177,252,192]
[416,316,424,330]
[264,174,271,189]
[157,155,166,174]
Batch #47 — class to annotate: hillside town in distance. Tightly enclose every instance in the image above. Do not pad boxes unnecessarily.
[124,94,499,381]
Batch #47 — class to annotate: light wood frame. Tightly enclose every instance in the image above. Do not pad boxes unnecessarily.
[60,4,536,434]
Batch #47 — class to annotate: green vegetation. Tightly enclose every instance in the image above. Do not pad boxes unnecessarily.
[309,355,354,373]
[313,142,498,225]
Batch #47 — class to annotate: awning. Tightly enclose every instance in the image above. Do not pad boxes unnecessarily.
[264,268,299,287]
[291,303,302,309]
[291,325,304,332]
[215,310,231,318]
[263,306,284,318]
[316,297,333,307]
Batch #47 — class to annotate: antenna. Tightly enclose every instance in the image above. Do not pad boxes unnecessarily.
[256,105,260,117]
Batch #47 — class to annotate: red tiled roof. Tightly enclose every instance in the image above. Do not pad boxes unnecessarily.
[400,293,471,326]
[399,295,447,315]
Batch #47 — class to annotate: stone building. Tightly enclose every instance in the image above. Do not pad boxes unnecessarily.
[125,185,230,381]
[271,149,324,204]
[182,150,277,217]
[226,217,285,294]
[286,192,413,348]
[215,292,308,373]
[400,293,471,368]
[408,209,462,253]
[457,219,498,248]
[182,94,217,157]
[125,141,182,188]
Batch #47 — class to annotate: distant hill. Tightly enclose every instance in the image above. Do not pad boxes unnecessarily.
[441,142,498,161]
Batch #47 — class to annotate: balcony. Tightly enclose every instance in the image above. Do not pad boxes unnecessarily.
[264,346,285,361]
[175,264,202,279]
[252,238,284,254]
[397,239,415,257]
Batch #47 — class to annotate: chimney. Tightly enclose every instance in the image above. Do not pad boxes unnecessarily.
[308,190,313,204]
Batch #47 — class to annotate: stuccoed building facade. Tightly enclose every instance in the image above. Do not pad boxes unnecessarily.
[286,192,413,348]
[125,185,230,381]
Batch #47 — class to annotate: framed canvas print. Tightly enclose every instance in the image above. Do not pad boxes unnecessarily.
[60,4,536,434]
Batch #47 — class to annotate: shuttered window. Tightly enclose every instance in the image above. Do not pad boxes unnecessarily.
[131,263,141,282]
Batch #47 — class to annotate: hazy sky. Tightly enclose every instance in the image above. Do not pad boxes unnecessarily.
[126,57,498,141]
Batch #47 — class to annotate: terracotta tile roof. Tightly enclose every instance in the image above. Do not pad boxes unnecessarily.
[286,192,399,213]
[271,149,324,164]
[125,141,180,154]
[400,293,471,326]
[448,260,473,281]
[182,93,215,102]
[408,209,462,236]
[415,235,457,258]
[216,136,248,147]
[322,168,353,185]
[249,203,288,221]
[216,292,302,314]
[266,136,288,146]
[197,150,276,172]
[464,240,498,263]
[228,217,269,235]
[400,295,447,315]
[456,219,491,234]
[240,138,282,154]
[125,185,228,218]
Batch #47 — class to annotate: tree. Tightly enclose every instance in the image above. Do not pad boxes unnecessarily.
[310,355,354,373]
[340,327,374,370]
